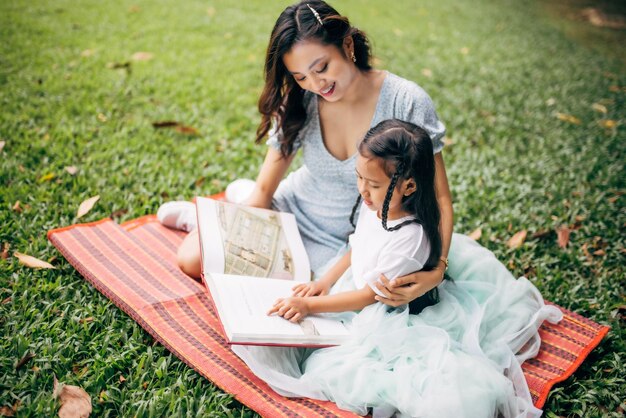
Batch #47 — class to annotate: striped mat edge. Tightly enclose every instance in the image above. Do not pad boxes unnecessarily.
[47,215,610,415]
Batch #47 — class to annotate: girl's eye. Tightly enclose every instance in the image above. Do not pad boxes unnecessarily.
[316,63,328,73]
[296,76,306,82]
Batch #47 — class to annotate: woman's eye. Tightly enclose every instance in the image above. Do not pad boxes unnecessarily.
[316,63,328,73]
[296,76,306,82]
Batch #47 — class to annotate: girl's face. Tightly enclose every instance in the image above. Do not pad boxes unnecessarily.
[282,40,358,102]
[355,154,415,219]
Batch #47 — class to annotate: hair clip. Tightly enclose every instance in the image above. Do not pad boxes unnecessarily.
[307,4,323,26]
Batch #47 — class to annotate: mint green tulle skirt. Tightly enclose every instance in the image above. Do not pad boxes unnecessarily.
[232,234,562,418]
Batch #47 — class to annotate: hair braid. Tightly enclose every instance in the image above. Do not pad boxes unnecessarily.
[349,194,362,228]
[381,161,420,232]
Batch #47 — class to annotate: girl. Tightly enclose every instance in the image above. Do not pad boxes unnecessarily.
[157,0,453,308]
[268,119,444,322]
[238,120,562,418]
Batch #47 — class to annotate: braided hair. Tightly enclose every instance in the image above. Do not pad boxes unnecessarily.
[357,119,445,314]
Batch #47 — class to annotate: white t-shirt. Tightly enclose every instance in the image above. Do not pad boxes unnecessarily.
[348,202,431,297]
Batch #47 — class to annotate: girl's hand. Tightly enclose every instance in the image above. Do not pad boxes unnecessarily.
[374,267,444,307]
[292,281,329,297]
[268,297,310,323]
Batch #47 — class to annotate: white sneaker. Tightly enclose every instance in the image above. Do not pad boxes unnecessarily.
[156,201,197,232]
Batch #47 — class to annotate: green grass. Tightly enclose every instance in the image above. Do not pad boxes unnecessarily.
[1,0,624,416]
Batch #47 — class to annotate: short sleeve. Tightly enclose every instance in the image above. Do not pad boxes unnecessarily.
[361,225,431,297]
[396,81,446,154]
[265,120,284,151]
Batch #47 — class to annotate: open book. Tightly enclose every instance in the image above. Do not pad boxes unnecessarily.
[196,196,350,347]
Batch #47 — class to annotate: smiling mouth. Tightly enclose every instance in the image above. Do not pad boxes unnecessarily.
[320,83,335,96]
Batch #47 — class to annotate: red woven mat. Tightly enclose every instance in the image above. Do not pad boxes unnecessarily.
[48,215,609,415]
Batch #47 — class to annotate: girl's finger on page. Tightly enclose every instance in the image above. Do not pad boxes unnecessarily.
[283,308,297,320]
[290,313,302,323]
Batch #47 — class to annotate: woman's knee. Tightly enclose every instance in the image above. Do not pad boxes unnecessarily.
[177,230,202,278]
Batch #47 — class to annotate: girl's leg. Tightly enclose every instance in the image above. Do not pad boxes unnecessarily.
[177,229,202,278]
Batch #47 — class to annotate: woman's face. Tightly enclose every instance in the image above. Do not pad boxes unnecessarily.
[282,40,357,102]
[355,154,412,219]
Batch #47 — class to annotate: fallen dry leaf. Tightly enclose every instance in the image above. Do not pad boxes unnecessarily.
[591,103,607,113]
[0,406,15,417]
[557,226,570,248]
[593,249,606,256]
[80,49,94,58]
[12,201,21,213]
[556,112,581,125]
[119,375,127,383]
[175,125,199,136]
[460,47,469,55]
[14,252,55,269]
[546,98,556,106]
[468,228,482,241]
[599,119,616,129]
[65,166,78,175]
[106,61,131,72]
[129,5,140,13]
[581,8,626,29]
[0,141,5,152]
[609,85,620,92]
[421,68,432,78]
[53,376,92,418]
[76,195,100,219]
[97,113,107,123]
[79,317,94,324]
[131,51,153,61]
[152,120,180,128]
[574,214,586,222]
[507,230,527,249]
[1,243,9,260]
[2,297,12,305]
[15,352,35,370]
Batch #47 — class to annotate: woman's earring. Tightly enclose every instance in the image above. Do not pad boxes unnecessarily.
[351,51,356,63]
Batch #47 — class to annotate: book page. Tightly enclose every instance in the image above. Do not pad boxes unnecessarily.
[196,197,310,282]
[207,273,349,345]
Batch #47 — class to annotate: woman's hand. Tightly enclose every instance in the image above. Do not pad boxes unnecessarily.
[268,297,310,322]
[374,267,444,307]
[292,281,330,297]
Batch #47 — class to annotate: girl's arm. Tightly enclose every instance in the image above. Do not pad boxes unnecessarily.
[375,152,453,306]
[293,250,352,297]
[268,286,377,323]
[245,147,294,209]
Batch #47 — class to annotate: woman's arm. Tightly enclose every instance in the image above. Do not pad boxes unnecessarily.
[245,147,294,209]
[375,152,453,306]
[269,286,377,323]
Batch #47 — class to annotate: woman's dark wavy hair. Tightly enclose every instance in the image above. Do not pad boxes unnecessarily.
[256,0,372,158]
[354,119,445,314]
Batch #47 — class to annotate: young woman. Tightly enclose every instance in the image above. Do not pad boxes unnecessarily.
[158,0,453,308]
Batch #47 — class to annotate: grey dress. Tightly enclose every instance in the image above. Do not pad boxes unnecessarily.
[268,72,445,273]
